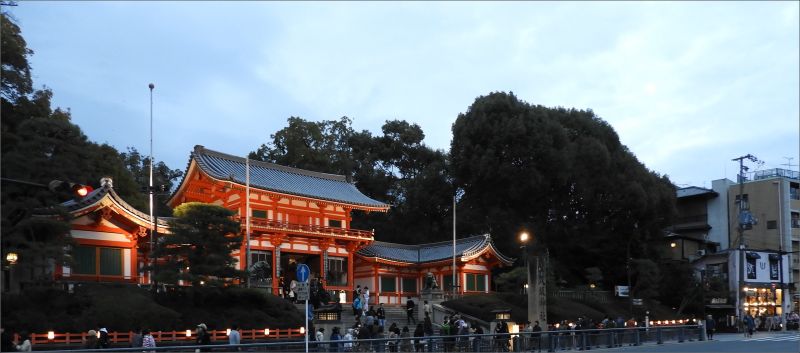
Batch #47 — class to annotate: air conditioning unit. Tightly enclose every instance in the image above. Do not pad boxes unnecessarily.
[696,250,706,257]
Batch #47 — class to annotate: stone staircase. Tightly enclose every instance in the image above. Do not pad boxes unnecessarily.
[294,303,420,332]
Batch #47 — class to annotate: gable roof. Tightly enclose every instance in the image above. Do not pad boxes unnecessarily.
[357,234,514,265]
[172,145,389,209]
[34,180,169,227]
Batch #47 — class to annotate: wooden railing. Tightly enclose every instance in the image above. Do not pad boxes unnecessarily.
[245,218,374,238]
[15,328,304,346]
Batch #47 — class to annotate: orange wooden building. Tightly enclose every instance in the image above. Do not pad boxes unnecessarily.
[35,146,513,301]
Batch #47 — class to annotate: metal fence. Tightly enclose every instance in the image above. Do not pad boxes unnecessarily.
[37,325,704,352]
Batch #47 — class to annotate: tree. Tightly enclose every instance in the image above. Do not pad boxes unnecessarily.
[119,147,184,216]
[450,92,676,288]
[155,202,243,286]
[250,117,453,245]
[1,11,33,101]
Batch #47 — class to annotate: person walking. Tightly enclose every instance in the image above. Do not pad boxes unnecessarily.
[377,303,387,328]
[423,300,431,317]
[705,315,716,340]
[84,330,98,349]
[406,297,417,325]
[472,323,484,352]
[316,328,326,352]
[229,324,241,351]
[413,323,425,352]
[744,314,755,338]
[142,329,156,353]
[330,327,342,353]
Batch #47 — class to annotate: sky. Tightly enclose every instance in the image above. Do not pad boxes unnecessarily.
[7,1,800,188]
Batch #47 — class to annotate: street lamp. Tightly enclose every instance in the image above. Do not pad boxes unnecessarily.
[519,230,537,324]
[6,252,18,265]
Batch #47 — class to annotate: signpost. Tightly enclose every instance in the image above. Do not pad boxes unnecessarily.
[297,264,310,353]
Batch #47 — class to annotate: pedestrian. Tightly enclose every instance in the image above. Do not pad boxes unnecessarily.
[423,313,434,336]
[0,328,15,352]
[316,328,326,352]
[15,331,31,352]
[423,300,431,317]
[229,324,241,350]
[705,315,715,340]
[388,325,399,352]
[472,323,484,352]
[97,327,110,348]
[196,323,211,352]
[343,328,354,352]
[142,329,156,353]
[84,330,99,349]
[130,327,143,348]
[377,303,387,327]
[406,297,417,324]
[330,327,342,353]
[400,326,412,352]
[362,287,370,312]
[531,320,542,351]
[353,295,363,319]
[413,323,425,352]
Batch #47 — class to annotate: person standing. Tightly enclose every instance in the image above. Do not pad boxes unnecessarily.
[196,323,211,352]
[15,332,31,352]
[141,329,156,353]
[423,300,431,318]
[130,327,143,348]
[84,330,98,349]
[229,324,241,350]
[377,303,387,328]
[413,323,425,352]
[406,297,417,325]
[330,327,342,353]
[97,327,110,349]
[423,313,434,336]
[705,315,716,340]
[1,328,15,352]
[362,287,370,312]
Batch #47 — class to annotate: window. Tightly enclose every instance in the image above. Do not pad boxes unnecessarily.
[252,210,267,219]
[767,220,777,230]
[792,213,800,229]
[442,275,455,291]
[73,246,96,274]
[790,184,799,200]
[466,274,486,291]
[735,194,750,210]
[72,246,122,276]
[402,278,417,293]
[380,276,396,292]
[328,219,342,228]
[326,257,348,286]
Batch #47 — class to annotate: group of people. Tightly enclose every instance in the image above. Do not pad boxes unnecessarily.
[1,328,31,352]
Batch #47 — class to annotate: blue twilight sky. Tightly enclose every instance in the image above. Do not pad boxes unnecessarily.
[7,1,799,188]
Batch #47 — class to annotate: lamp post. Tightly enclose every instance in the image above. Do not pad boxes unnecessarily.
[773,180,787,331]
[519,231,537,324]
[732,154,759,330]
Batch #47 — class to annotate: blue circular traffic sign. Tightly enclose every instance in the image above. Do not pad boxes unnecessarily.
[296,264,310,282]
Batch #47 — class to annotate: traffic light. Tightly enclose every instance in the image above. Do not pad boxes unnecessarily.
[48,180,94,199]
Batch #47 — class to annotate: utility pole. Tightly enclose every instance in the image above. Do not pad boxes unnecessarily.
[731,153,759,329]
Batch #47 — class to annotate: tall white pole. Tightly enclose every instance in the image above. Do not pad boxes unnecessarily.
[246,158,251,288]
[148,83,155,288]
[452,194,456,296]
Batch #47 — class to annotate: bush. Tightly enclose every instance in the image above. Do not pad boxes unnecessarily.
[1,284,302,333]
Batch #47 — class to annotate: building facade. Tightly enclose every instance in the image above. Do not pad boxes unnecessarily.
[25,146,513,301]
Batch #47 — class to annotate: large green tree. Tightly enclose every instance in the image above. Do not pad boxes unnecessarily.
[450,92,676,288]
[119,147,184,216]
[250,117,453,244]
[155,202,243,286]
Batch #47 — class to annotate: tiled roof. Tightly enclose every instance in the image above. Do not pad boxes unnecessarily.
[357,234,514,265]
[676,186,717,198]
[34,183,169,226]
[188,145,389,209]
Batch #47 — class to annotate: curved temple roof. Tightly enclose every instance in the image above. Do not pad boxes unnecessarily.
[177,145,388,209]
[357,234,514,265]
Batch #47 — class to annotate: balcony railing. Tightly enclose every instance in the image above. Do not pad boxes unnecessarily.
[676,214,708,224]
[241,217,374,239]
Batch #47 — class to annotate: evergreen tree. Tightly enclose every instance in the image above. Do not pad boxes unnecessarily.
[155,202,243,286]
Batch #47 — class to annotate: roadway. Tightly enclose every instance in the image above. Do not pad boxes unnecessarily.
[586,332,799,353]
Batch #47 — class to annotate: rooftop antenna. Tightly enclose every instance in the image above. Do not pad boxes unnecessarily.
[781,157,797,171]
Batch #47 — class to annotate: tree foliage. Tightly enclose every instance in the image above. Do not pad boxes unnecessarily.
[250,116,453,244]
[119,147,184,216]
[155,202,243,286]
[450,92,676,288]
[0,13,180,280]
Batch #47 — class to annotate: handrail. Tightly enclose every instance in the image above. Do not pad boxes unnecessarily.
[16,328,303,346]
